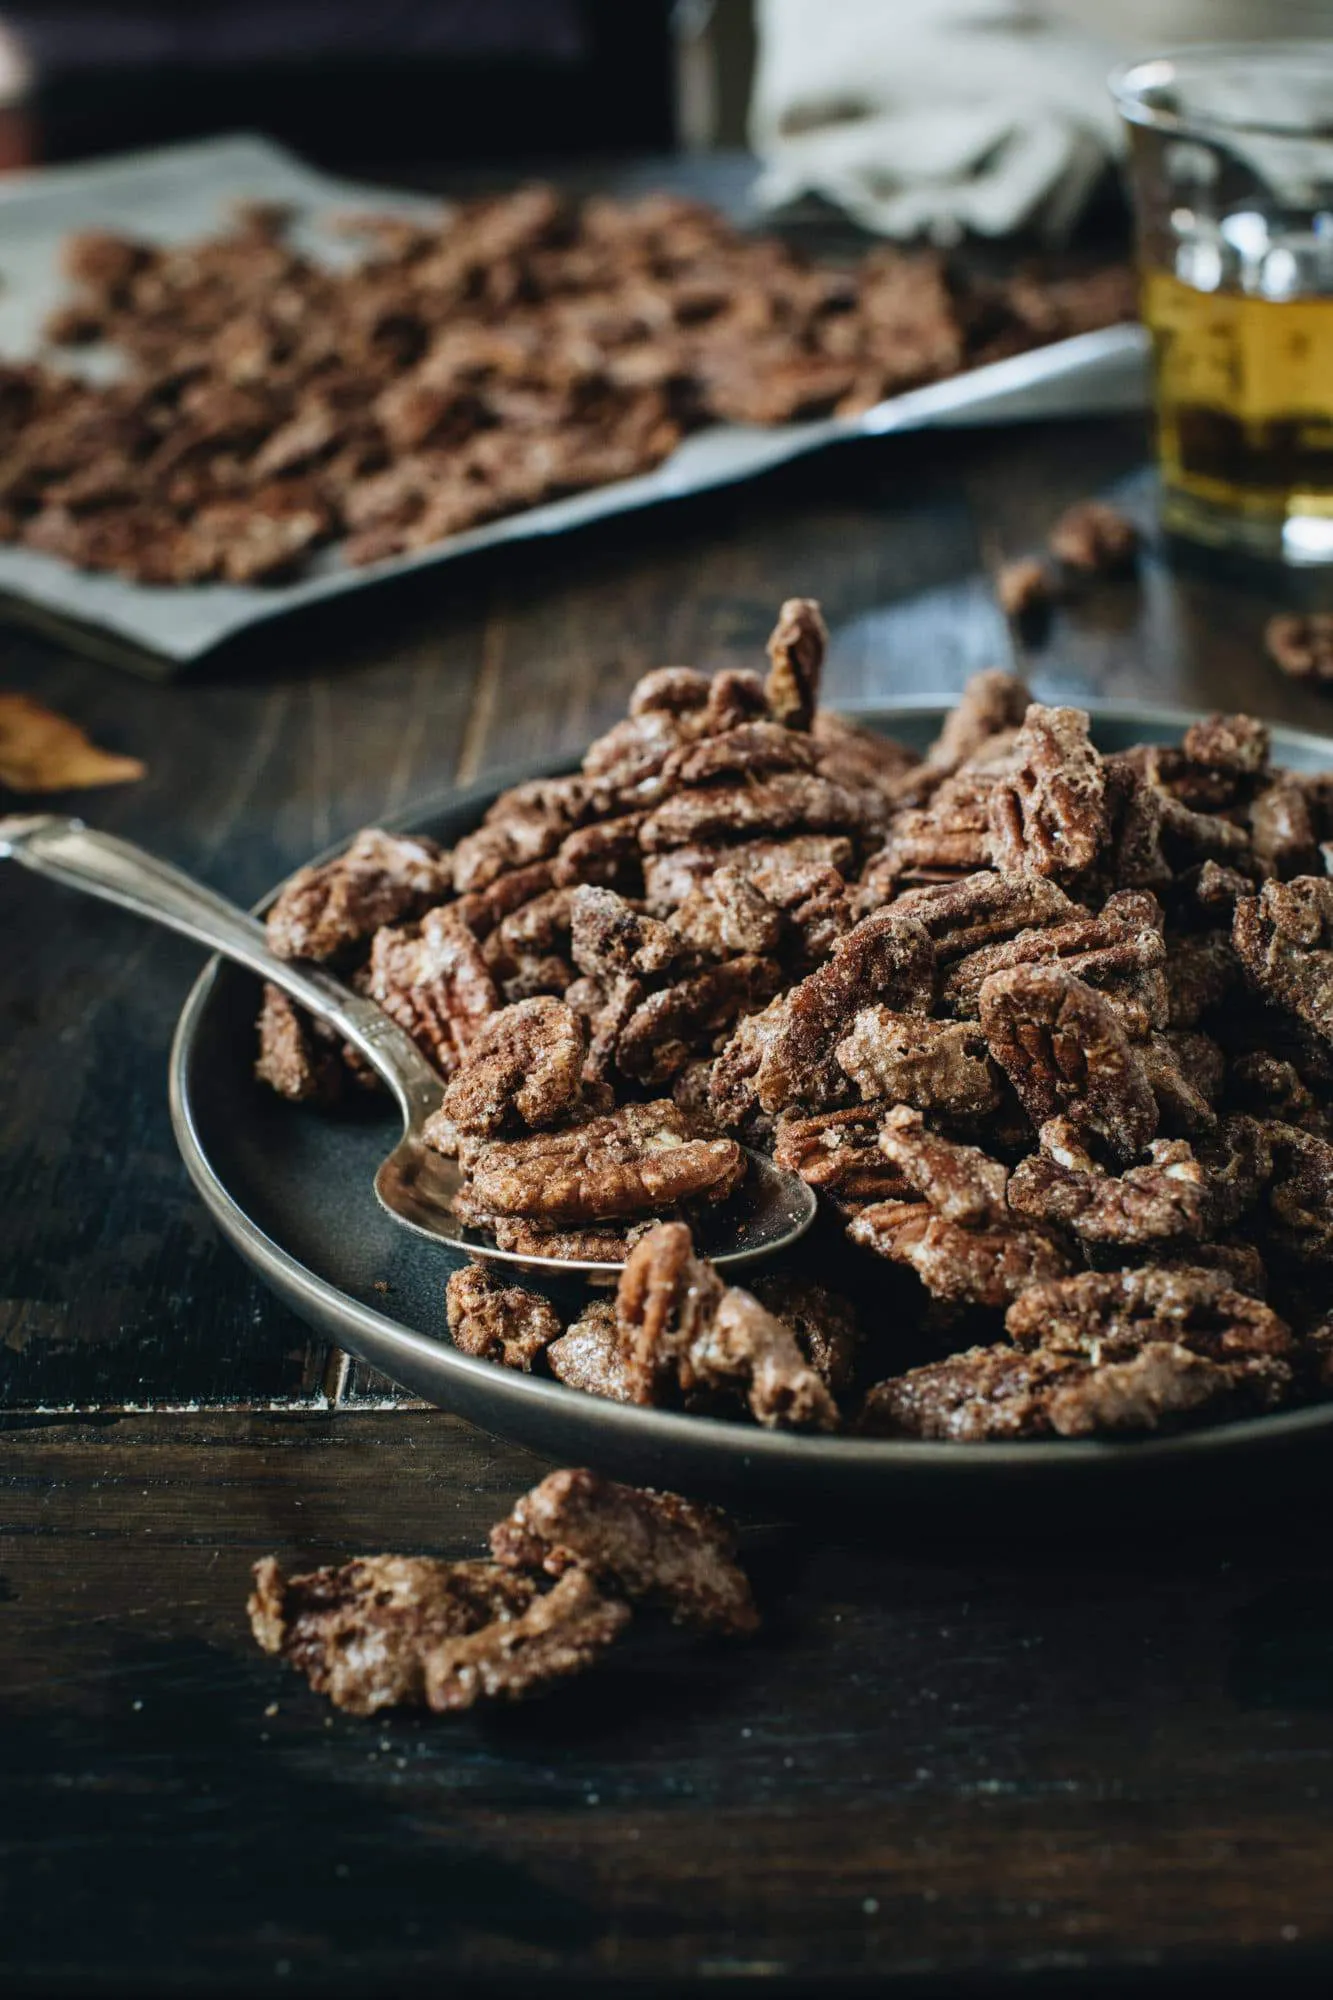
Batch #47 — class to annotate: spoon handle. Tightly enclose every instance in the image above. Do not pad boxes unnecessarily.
[0,814,444,1122]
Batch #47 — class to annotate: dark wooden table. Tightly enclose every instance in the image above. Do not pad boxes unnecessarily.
[4,182,1333,1994]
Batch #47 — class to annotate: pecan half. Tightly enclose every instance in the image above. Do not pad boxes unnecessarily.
[445,1262,563,1370]
[266,828,452,963]
[979,963,1158,1165]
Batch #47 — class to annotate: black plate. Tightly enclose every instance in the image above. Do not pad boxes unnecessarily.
[169,704,1333,1507]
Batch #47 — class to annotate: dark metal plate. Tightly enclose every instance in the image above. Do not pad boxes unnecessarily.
[168,705,1333,1505]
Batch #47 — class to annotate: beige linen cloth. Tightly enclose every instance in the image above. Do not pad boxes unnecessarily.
[749,0,1333,239]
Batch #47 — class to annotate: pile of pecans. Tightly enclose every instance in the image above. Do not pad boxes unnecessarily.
[0,189,1131,585]
[257,598,1333,1443]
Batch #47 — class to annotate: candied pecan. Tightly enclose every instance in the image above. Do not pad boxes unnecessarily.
[616,955,783,1086]
[615,1222,838,1429]
[1008,1119,1209,1246]
[639,772,878,853]
[445,1262,563,1370]
[1249,780,1319,881]
[462,1101,743,1224]
[987,703,1108,880]
[925,669,1032,774]
[254,983,343,1105]
[873,769,999,881]
[1141,1030,1222,1135]
[266,828,452,963]
[941,895,1167,1035]
[434,996,584,1140]
[865,1336,1287,1441]
[479,1216,646,1261]
[835,1008,1001,1119]
[424,1567,632,1713]
[877,1105,1009,1225]
[763,596,827,731]
[979,963,1158,1164]
[552,813,646,894]
[1166,928,1238,1028]
[642,833,854,914]
[751,909,936,1115]
[1195,1114,1273,1231]
[751,1276,862,1395]
[582,709,687,803]
[700,669,772,734]
[889,870,1077,962]
[1006,1264,1294,1366]
[615,1221,723,1404]
[454,860,558,940]
[1234,877,1333,1046]
[1265,612,1333,684]
[546,1302,638,1401]
[812,713,923,798]
[667,867,784,959]
[570,884,680,982]
[664,722,818,789]
[1226,1052,1326,1133]
[1182,713,1270,780]
[848,1201,1073,1310]
[453,777,594,894]
[247,1553,579,1715]
[1048,499,1138,575]
[490,1467,759,1634]
[1265,1122,1333,1267]
[628,666,712,718]
[773,1107,914,1207]
[367,907,499,1074]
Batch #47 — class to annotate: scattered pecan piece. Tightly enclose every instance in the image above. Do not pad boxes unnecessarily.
[1048,499,1138,575]
[979,963,1158,1165]
[266,829,452,963]
[247,1554,588,1714]
[424,1568,632,1713]
[491,1467,759,1634]
[1265,612,1333,684]
[445,1263,563,1371]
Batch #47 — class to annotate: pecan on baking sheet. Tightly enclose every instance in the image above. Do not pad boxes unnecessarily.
[979,963,1158,1165]
[266,829,452,964]
[491,1467,759,1635]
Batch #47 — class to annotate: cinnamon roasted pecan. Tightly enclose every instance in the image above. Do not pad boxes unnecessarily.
[1007,1119,1210,1248]
[751,1275,862,1394]
[925,669,1032,775]
[1265,612,1333,684]
[987,703,1109,880]
[1005,1263,1294,1366]
[763,596,827,731]
[835,1009,1002,1119]
[979,963,1158,1164]
[462,1101,744,1224]
[1048,499,1138,575]
[367,907,499,1075]
[773,1107,915,1206]
[445,1262,563,1370]
[254,984,345,1105]
[490,1467,759,1634]
[266,829,452,963]
[546,1302,638,1402]
[1234,876,1333,1047]
[434,996,586,1138]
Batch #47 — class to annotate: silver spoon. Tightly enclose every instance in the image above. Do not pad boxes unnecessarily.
[0,814,817,1277]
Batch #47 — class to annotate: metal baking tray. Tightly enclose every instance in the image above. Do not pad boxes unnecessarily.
[0,134,1150,676]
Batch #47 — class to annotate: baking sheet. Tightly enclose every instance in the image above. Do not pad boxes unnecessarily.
[0,134,1150,674]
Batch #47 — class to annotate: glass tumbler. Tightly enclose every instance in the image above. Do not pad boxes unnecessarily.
[1113,44,1333,566]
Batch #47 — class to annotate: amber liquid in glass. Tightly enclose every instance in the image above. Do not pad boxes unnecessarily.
[1142,268,1333,558]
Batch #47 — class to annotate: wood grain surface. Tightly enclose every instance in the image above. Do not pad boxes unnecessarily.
[3,174,1333,1991]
